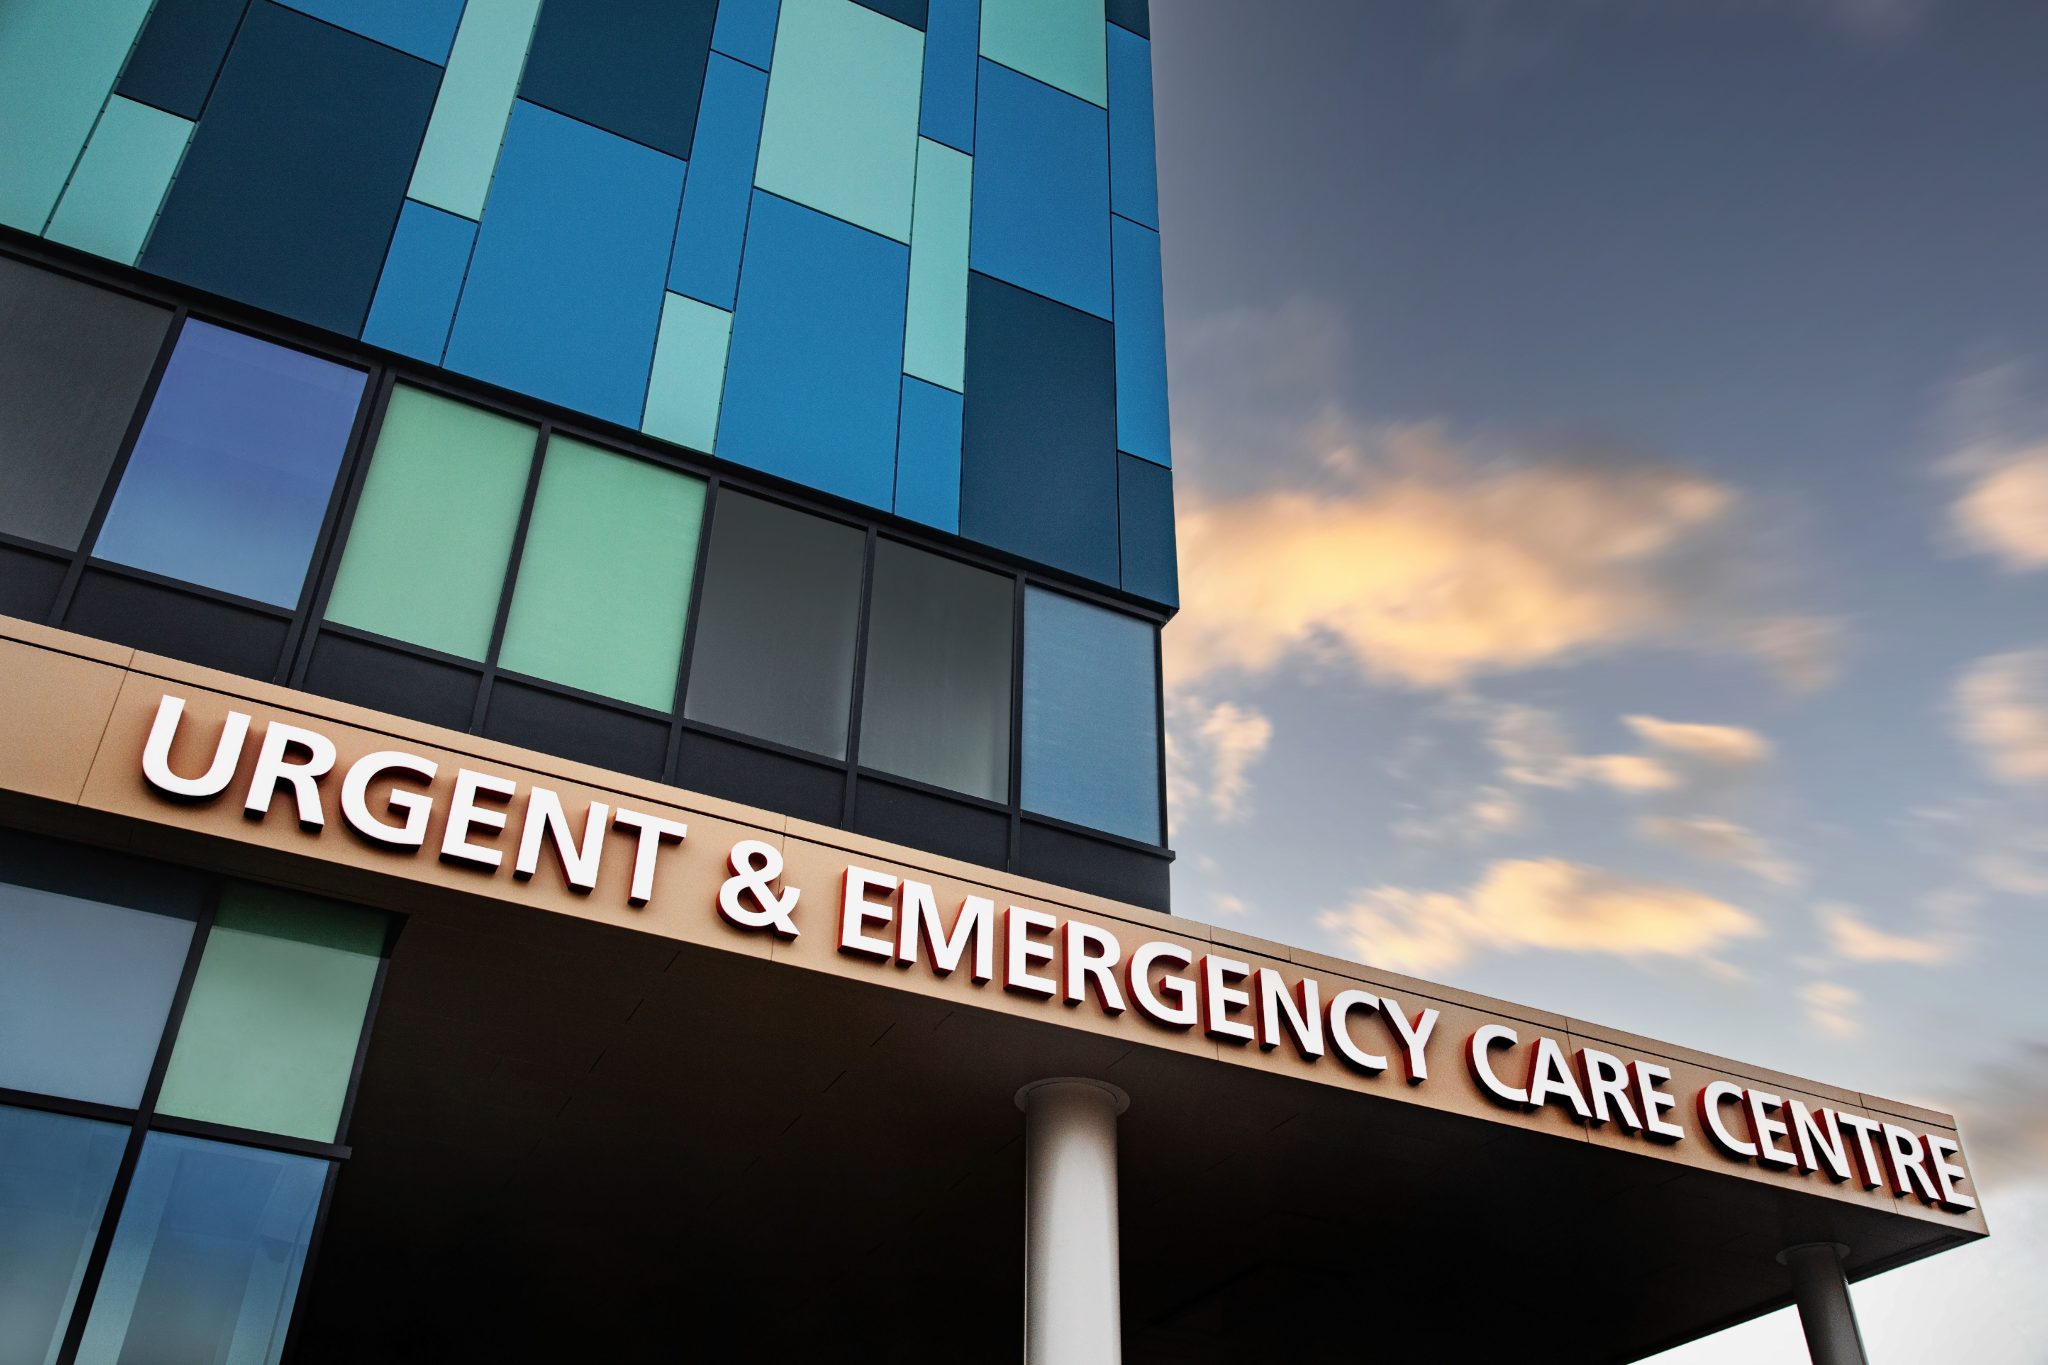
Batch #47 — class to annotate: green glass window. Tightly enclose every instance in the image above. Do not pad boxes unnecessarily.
[153,886,388,1143]
[496,437,706,710]
[322,385,536,659]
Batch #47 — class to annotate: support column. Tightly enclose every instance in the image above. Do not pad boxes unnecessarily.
[1780,1242,1869,1365]
[1017,1078,1128,1365]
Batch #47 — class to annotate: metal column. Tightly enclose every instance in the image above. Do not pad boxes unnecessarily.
[1782,1242,1870,1365]
[1018,1079,1129,1365]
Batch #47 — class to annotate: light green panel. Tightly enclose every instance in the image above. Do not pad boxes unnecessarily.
[324,386,536,659]
[154,885,387,1143]
[45,97,194,265]
[902,139,972,393]
[408,0,545,218]
[497,436,706,710]
[754,0,924,243]
[0,0,156,232]
[643,293,733,454]
[980,0,1107,107]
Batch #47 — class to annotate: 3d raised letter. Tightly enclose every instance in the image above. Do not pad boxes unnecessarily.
[340,750,438,848]
[1468,1025,1529,1107]
[142,695,249,799]
[611,809,688,906]
[514,787,609,892]
[243,721,337,829]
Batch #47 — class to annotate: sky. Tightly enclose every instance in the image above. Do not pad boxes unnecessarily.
[1149,2,2048,1358]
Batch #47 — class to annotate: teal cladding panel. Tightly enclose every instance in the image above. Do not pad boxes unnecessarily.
[45,98,193,265]
[979,0,1105,107]
[643,293,733,452]
[0,0,155,233]
[408,0,545,219]
[753,0,924,243]
[903,139,972,393]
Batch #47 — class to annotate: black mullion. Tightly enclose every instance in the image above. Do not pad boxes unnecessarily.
[0,1087,133,1126]
[65,558,297,617]
[144,1114,351,1162]
[665,476,722,783]
[838,526,881,825]
[1152,621,1169,848]
[54,883,219,1365]
[49,306,189,627]
[332,920,403,1147]
[472,422,553,733]
[1005,574,1027,871]
[278,1162,342,1365]
[675,716,855,772]
[288,367,400,689]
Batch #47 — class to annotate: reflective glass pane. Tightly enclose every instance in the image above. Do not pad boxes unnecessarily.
[323,385,536,659]
[858,541,1012,800]
[0,832,203,1107]
[1021,587,1161,844]
[496,436,705,710]
[91,321,366,606]
[74,1134,326,1365]
[155,886,386,1143]
[684,493,864,758]
[0,1106,126,1365]
[0,257,172,549]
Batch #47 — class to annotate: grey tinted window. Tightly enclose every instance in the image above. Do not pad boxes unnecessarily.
[0,257,172,548]
[859,541,1013,801]
[684,493,865,758]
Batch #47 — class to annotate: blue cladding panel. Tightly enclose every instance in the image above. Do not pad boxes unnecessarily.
[445,101,685,428]
[970,58,1111,319]
[140,2,440,337]
[712,0,779,68]
[1021,587,1160,844]
[919,0,978,152]
[1117,452,1175,606]
[115,0,248,120]
[277,0,466,63]
[1106,25,1157,229]
[895,377,963,533]
[94,322,366,606]
[720,192,909,509]
[1112,215,1170,465]
[960,272,1117,582]
[519,0,716,159]
[362,199,477,362]
[670,55,769,310]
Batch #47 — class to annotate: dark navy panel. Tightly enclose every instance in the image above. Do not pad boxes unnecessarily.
[141,2,439,337]
[719,192,909,510]
[960,272,1117,584]
[711,0,779,69]
[277,0,466,64]
[1117,452,1176,606]
[970,57,1111,319]
[1105,0,1148,38]
[518,0,717,159]
[919,0,977,153]
[443,101,685,428]
[115,0,249,120]
[670,53,769,310]
[852,0,927,28]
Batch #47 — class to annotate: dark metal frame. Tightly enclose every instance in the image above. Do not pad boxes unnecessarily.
[1,233,1177,898]
[0,848,400,1365]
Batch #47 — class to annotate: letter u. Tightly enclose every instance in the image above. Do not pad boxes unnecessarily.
[141,694,251,799]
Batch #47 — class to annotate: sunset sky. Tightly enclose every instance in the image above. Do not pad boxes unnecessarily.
[1151,3,2048,1356]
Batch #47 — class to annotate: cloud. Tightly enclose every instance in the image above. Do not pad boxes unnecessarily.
[1316,857,1762,975]
[1392,785,1527,846]
[1166,699,1274,825]
[1488,704,1680,793]
[1164,426,1835,696]
[1800,981,1862,1040]
[1638,815,1803,888]
[1949,445,2048,572]
[1954,649,2048,784]
[1624,715,1773,768]
[1818,902,1961,966]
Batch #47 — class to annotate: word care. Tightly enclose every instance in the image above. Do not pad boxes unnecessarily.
[142,693,1977,1215]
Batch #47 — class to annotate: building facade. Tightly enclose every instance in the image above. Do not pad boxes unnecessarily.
[0,2,1984,1362]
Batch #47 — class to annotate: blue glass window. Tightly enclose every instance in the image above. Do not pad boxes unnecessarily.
[0,832,203,1108]
[73,1135,327,1365]
[0,1106,127,1365]
[1021,588,1161,844]
[91,321,366,607]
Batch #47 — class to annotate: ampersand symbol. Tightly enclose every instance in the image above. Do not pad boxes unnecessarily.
[718,839,801,938]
